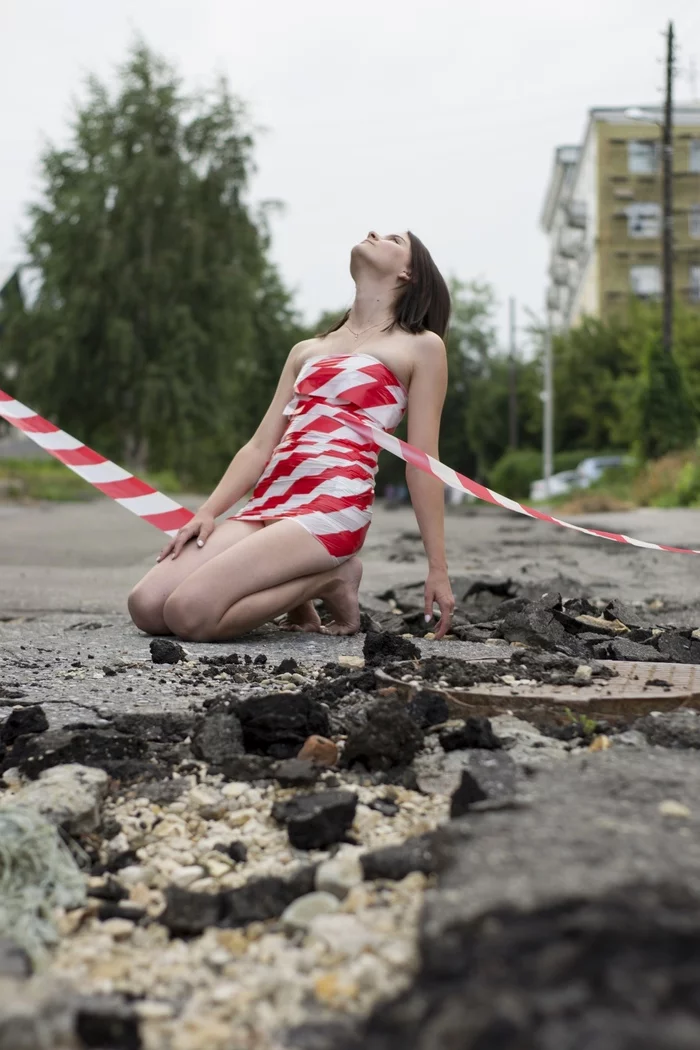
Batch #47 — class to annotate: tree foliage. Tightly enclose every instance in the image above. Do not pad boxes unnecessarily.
[3,41,698,503]
[0,44,303,486]
[634,333,697,461]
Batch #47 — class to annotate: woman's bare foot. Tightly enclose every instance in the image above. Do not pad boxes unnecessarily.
[280,600,323,633]
[319,557,363,636]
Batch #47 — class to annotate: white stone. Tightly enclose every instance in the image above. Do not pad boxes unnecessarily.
[574,665,593,682]
[338,655,365,668]
[1,768,22,788]
[101,917,135,941]
[134,1000,175,1020]
[205,859,232,879]
[188,877,218,893]
[315,853,364,899]
[612,730,648,748]
[281,892,340,935]
[490,714,569,766]
[308,912,380,954]
[187,786,223,810]
[1,763,108,834]
[659,799,691,818]
[170,865,207,888]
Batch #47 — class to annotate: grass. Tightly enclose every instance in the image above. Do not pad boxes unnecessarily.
[0,458,186,502]
[555,492,635,515]
[563,708,600,737]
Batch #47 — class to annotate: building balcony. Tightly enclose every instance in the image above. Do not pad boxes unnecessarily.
[556,226,584,260]
[566,201,587,229]
[546,286,561,311]
[549,259,570,285]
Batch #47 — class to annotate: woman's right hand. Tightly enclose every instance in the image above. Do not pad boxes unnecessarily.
[157,510,216,561]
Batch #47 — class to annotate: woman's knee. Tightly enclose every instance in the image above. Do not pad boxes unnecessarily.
[127,583,169,636]
[162,591,215,642]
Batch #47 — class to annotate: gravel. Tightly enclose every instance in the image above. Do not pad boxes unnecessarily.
[6,503,700,1048]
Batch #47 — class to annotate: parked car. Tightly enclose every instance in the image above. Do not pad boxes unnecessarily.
[575,456,626,489]
[529,470,579,502]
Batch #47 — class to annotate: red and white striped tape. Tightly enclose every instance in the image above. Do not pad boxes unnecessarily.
[1,385,699,555]
[0,388,194,536]
[335,409,700,557]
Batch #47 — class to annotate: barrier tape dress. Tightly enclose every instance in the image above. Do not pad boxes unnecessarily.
[2,352,699,556]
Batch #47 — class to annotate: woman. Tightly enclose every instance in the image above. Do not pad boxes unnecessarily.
[128,230,456,641]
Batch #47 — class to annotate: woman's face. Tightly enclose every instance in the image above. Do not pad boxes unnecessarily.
[351,230,411,280]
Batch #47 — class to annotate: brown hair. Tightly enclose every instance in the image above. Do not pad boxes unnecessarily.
[317,231,451,340]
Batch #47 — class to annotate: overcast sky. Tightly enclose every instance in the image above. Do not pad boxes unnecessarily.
[3,0,700,347]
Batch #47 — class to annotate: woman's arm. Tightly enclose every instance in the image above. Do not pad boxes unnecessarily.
[405,331,456,638]
[161,341,311,559]
[199,341,310,519]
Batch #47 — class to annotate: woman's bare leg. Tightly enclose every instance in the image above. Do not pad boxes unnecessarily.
[223,557,363,638]
[279,600,323,633]
[161,520,362,641]
[127,520,262,635]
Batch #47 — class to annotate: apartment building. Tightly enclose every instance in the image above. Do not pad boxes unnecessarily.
[541,105,700,329]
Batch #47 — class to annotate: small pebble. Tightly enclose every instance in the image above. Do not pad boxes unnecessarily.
[135,1001,175,1020]
[316,853,364,900]
[281,892,340,934]
[101,917,135,941]
[338,655,365,668]
[298,735,339,767]
[658,800,691,818]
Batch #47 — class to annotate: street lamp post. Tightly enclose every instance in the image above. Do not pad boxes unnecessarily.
[543,313,554,497]
[662,22,674,356]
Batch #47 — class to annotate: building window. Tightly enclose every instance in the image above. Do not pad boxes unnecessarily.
[627,202,661,238]
[691,140,700,173]
[690,266,700,303]
[630,265,661,298]
[628,139,658,174]
[690,205,700,240]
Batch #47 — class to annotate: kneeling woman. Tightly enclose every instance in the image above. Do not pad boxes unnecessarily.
[128,230,456,641]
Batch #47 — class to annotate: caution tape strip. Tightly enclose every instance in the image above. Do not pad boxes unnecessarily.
[1,386,698,554]
[0,388,194,536]
[334,409,700,556]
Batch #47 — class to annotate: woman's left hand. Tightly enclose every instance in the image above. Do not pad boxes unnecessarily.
[424,568,455,640]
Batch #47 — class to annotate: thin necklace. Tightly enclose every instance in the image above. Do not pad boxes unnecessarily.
[345,319,388,339]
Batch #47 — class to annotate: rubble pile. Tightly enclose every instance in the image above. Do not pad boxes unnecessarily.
[372,575,700,664]
[2,568,700,1049]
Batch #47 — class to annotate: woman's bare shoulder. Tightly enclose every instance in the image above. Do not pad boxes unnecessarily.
[401,329,447,383]
[412,329,446,354]
[291,336,324,365]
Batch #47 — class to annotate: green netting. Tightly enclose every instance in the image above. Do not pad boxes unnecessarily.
[0,806,87,964]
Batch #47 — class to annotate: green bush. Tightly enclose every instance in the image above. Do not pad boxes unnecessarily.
[635,335,697,460]
[488,450,543,498]
[143,469,185,496]
[673,458,700,507]
[553,449,596,473]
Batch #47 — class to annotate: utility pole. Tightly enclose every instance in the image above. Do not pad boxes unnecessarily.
[508,296,518,448]
[543,312,554,497]
[662,20,675,355]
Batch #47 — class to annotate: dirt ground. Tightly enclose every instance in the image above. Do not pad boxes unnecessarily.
[2,497,700,615]
[3,496,700,728]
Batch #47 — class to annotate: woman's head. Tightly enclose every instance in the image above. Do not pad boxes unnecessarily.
[321,230,451,340]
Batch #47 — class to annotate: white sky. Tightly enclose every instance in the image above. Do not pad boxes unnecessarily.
[2,0,700,346]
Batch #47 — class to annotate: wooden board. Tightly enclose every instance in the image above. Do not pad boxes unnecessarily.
[376,662,700,724]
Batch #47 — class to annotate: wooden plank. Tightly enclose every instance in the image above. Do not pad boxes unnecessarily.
[376,662,700,724]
